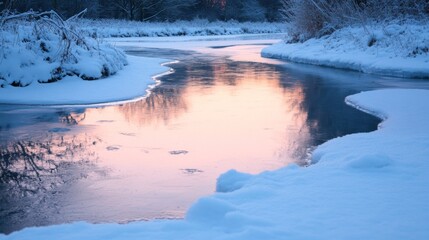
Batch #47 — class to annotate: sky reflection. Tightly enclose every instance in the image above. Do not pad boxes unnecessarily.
[0,42,386,233]
[22,59,310,230]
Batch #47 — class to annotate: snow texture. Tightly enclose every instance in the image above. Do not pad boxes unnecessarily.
[262,21,429,78]
[0,13,128,87]
[75,19,286,38]
[0,55,171,105]
[2,88,428,239]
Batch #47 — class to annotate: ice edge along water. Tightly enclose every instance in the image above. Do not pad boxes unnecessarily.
[0,55,175,106]
[2,88,428,240]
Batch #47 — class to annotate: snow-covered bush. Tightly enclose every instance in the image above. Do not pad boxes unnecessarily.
[0,10,127,88]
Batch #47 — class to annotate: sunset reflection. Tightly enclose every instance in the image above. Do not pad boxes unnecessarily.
[82,59,310,171]
[0,44,380,233]
[117,87,188,125]
[82,60,312,167]
[58,58,312,225]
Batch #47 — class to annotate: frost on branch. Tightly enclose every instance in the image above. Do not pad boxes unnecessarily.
[0,10,127,88]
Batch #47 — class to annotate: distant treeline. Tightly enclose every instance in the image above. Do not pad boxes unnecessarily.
[0,0,283,22]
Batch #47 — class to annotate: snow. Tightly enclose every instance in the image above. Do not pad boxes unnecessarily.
[2,88,428,239]
[216,170,253,193]
[74,19,286,38]
[0,14,128,87]
[0,55,171,105]
[262,21,429,78]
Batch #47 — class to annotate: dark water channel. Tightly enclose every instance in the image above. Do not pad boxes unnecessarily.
[1,43,428,234]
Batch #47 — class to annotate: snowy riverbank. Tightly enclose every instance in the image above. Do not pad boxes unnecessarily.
[75,19,286,38]
[262,21,429,78]
[2,88,428,239]
[0,55,170,105]
[0,11,129,88]
[0,11,173,105]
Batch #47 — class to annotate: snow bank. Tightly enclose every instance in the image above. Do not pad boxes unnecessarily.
[75,19,286,38]
[0,56,171,105]
[0,11,127,88]
[262,20,429,78]
[2,88,428,239]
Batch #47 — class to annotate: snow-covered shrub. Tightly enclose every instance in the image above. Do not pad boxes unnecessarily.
[0,10,127,88]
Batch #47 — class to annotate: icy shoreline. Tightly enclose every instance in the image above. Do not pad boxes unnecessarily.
[262,22,429,78]
[0,55,172,106]
[2,88,428,239]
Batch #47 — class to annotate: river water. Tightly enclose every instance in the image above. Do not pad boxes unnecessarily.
[1,38,428,234]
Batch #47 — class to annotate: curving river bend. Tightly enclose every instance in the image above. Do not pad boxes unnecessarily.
[1,36,428,234]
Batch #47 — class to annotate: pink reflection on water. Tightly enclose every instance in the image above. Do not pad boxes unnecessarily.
[58,61,312,223]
